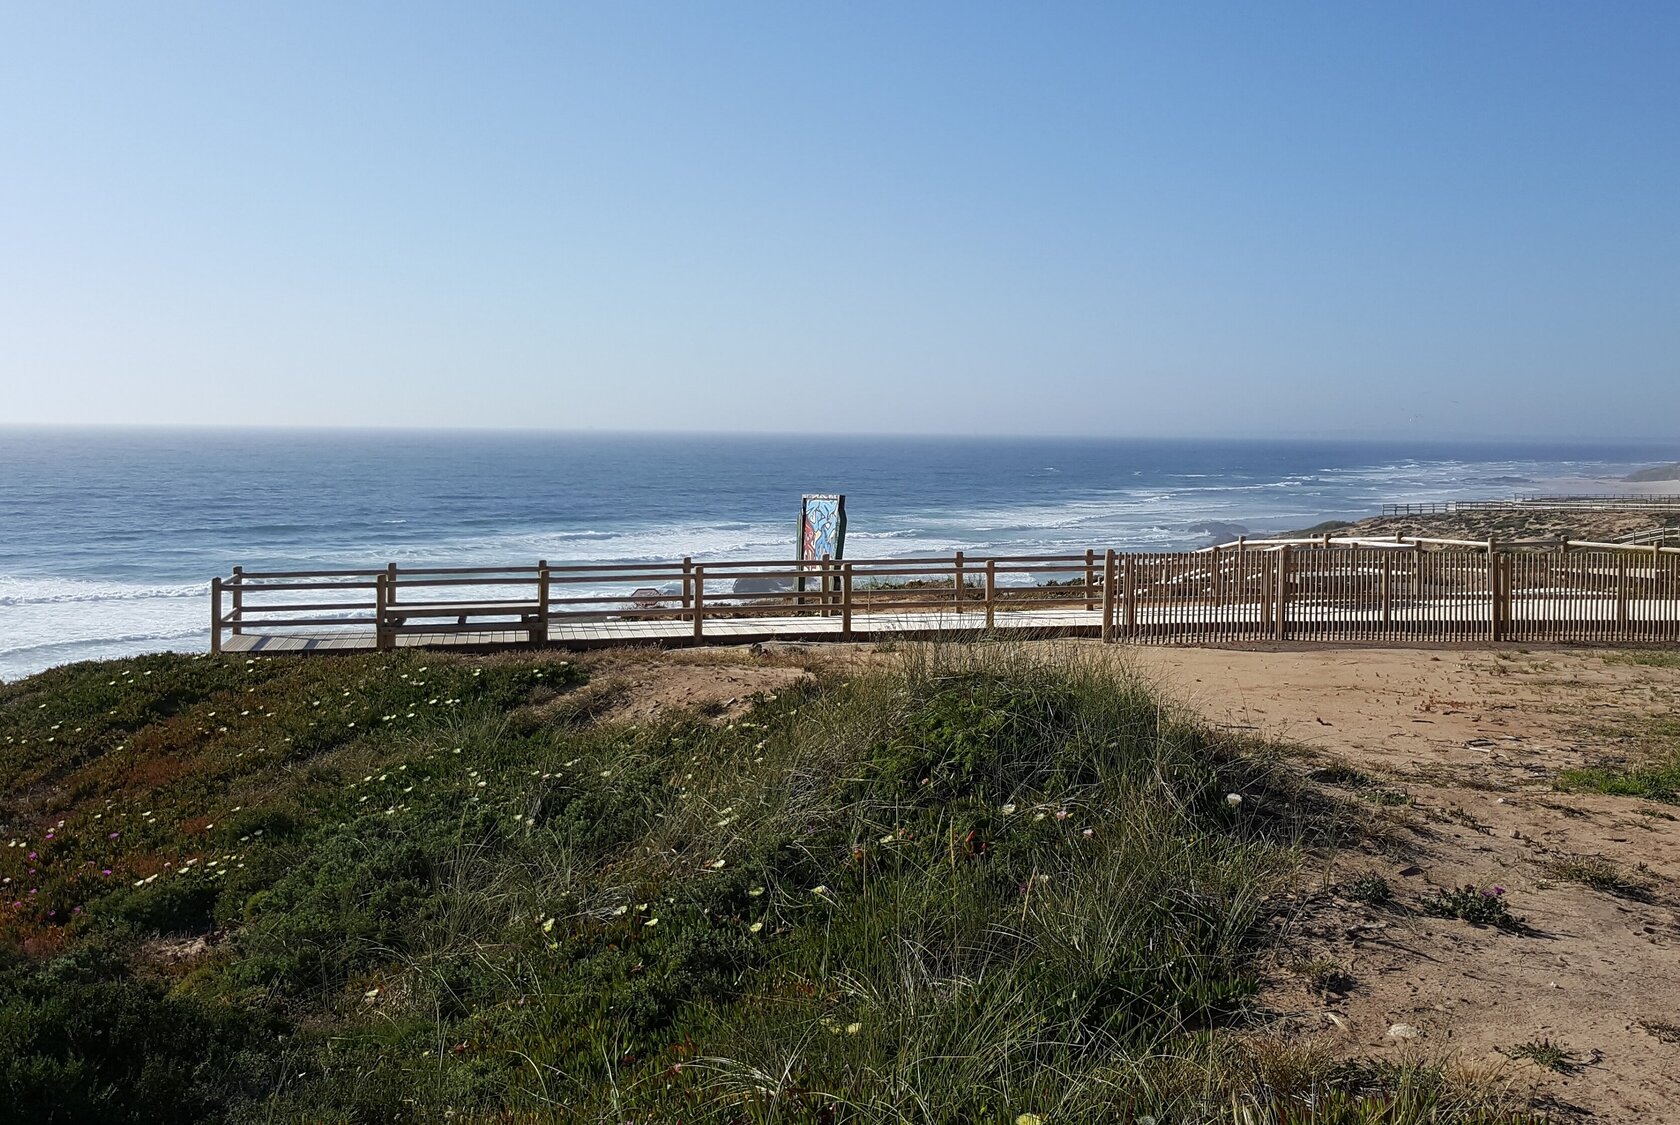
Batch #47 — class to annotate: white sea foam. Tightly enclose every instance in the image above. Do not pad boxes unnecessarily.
[0,575,205,607]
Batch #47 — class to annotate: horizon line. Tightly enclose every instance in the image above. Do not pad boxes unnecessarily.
[1,421,1675,450]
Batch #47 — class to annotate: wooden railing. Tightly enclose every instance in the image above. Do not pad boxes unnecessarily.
[210,540,1680,654]
[1382,495,1680,517]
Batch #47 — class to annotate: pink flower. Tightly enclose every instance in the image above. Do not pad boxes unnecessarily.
[101,869,112,876]
[27,852,37,861]
[108,832,120,839]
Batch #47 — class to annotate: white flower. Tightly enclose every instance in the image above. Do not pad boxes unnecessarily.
[1000,803,1017,815]
[1226,793,1243,808]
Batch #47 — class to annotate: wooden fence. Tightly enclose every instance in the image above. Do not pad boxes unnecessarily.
[1382,495,1680,517]
[210,538,1680,654]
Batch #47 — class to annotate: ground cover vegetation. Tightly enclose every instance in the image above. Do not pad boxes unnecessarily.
[1,646,1550,1123]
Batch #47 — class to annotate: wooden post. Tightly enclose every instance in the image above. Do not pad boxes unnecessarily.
[1616,554,1630,634]
[1102,549,1117,642]
[1381,551,1393,631]
[386,562,399,611]
[692,566,705,642]
[375,572,394,651]
[821,553,833,617]
[533,560,550,644]
[841,563,853,639]
[953,550,965,614]
[1487,543,1500,642]
[1084,548,1096,611]
[210,575,223,654]
[1274,545,1291,641]
[984,559,997,630]
[681,557,693,622]
[1210,545,1222,606]
[229,566,243,636]
[1123,554,1137,636]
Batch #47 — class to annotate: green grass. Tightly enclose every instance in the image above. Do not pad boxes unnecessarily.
[1502,1039,1582,1074]
[1,645,1546,1123]
[1420,885,1531,934]
[1541,855,1658,902]
[1599,650,1680,668]
[1556,753,1680,803]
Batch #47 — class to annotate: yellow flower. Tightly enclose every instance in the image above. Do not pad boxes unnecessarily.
[541,917,555,933]
[1016,1115,1043,1125]
[845,1022,862,1035]
[749,921,764,933]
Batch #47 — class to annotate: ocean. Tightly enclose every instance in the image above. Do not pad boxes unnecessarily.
[1,427,1671,680]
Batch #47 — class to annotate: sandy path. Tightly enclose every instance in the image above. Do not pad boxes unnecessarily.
[1121,644,1680,1122]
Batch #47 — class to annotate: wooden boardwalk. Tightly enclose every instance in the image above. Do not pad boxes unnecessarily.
[211,538,1680,657]
[221,606,1110,654]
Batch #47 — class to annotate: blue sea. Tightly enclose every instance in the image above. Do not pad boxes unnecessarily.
[1,428,1672,680]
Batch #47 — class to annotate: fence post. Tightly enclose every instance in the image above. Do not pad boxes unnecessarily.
[375,572,394,652]
[1487,543,1500,642]
[1616,554,1630,633]
[1210,545,1222,606]
[954,550,965,614]
[1085,548,1096,611]
[984,559,997,630]
[681,557,693,622]
[1274,545,1291,641]
[841,563,853,639]
[533,560,550,644]
[821,553,833,617]
[1381,551,1393,631]
[692,566,705,642]
[386,562,398,611]
[1102,549,1117,642]
[210,576,223,654]
[229,566,243,636]
[1123,554,1137,636]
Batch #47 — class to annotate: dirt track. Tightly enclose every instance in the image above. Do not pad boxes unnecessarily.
[1124,644,1680,1123]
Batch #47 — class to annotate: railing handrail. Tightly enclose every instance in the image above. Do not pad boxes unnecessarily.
[207,541,1680,656]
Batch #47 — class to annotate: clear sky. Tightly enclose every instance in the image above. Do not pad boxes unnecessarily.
[3,2,1676,440]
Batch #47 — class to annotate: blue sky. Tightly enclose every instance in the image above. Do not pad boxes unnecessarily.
[2,2,1676,439]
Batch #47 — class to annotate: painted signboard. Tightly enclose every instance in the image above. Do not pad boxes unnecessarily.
[797,494,846,592]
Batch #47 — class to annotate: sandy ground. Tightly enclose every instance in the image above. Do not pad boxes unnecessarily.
[1122,644,1680,1123]
[589,642,1680,1122]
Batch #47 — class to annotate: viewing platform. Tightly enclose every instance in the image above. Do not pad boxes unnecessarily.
[213,536,1680,656]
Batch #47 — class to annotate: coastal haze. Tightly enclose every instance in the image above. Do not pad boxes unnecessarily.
[2,428,1673,680]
